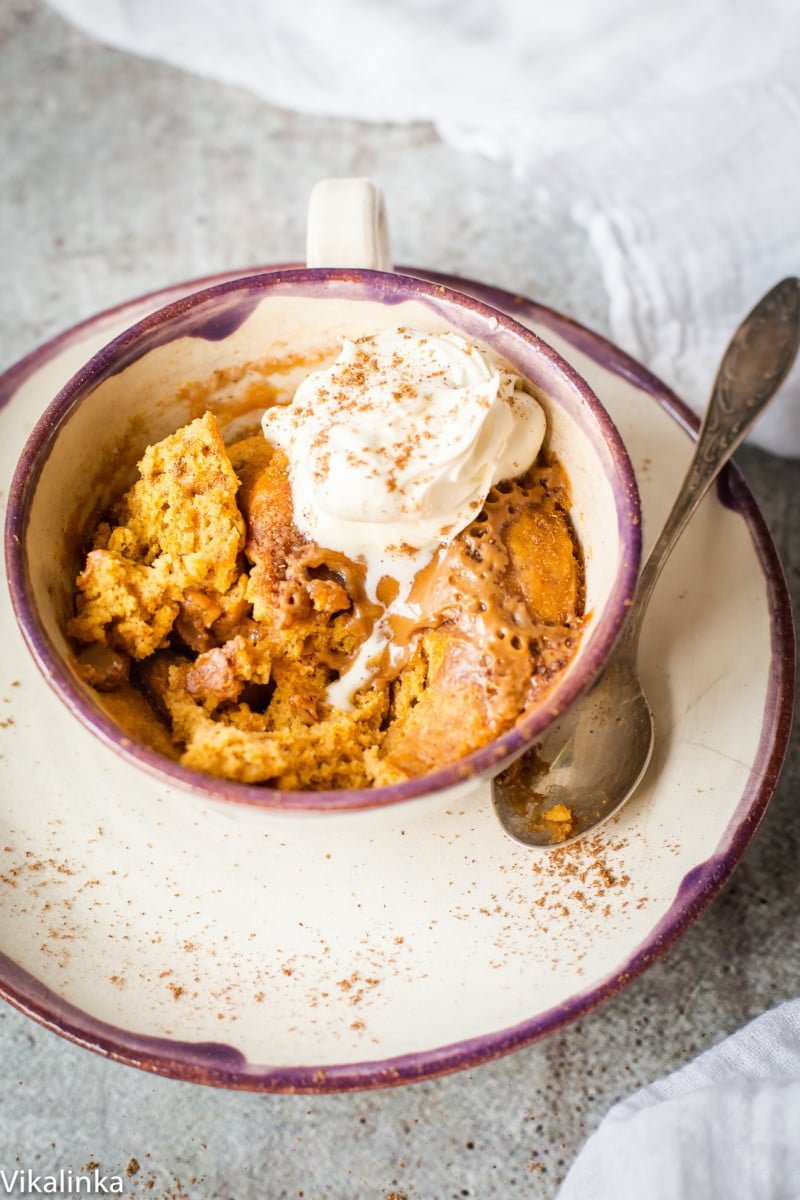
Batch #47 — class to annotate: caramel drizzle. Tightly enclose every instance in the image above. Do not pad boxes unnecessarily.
[362,472,577,708]
[281,543,383,672]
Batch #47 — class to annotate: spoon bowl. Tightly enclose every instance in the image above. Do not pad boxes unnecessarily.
[494,640,654,848]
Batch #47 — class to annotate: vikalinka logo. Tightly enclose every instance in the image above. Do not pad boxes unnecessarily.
[0,1168,123,1194]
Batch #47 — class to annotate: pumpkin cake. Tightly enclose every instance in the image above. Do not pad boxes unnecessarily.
[67,337,585,791]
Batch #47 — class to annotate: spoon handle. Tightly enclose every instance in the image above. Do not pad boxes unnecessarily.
[625,277,800,644]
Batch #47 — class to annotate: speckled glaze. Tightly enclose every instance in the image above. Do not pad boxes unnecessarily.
[0,269,792,1093]
[5,267,641,812]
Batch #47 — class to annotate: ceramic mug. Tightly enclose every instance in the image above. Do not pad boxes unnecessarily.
[5,179,642,812]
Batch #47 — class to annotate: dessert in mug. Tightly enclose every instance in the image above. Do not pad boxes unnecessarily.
[67,328,585,790]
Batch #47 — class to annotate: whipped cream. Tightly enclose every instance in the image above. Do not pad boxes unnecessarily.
[261,327,546,706]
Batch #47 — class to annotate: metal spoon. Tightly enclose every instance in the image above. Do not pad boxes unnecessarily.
[492,277,800,849]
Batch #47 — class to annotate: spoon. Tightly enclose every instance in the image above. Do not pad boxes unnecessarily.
[492,277,800,849]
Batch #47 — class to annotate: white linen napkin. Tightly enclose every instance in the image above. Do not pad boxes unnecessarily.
[558,999,800,1200]
[46,0,800,454]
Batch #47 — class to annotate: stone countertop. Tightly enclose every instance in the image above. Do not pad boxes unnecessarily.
[1,3,798,1197]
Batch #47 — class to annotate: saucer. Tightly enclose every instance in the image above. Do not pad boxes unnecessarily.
[0,269,792,1091]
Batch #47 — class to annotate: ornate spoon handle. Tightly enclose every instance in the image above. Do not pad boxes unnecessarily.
[624,277,800,647]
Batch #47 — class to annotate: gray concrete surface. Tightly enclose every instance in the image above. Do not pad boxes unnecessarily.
[1,3,798,1197]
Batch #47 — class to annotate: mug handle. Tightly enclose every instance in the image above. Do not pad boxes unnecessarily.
[306,178,393,270]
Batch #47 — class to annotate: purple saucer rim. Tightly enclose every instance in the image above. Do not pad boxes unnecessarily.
[4,266,642,813]
[0,267,793,1093]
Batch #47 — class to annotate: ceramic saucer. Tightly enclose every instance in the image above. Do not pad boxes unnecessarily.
[0,269,792,1091]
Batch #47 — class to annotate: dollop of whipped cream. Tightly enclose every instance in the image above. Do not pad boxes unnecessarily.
[261,326,546,706]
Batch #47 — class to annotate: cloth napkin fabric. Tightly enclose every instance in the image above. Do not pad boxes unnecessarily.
[558,998,800,1199]
[47,0,800,455]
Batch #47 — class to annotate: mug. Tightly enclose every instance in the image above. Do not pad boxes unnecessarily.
[5,178,641,811]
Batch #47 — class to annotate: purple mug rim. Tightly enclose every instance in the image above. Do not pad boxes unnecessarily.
[5,266,642,812]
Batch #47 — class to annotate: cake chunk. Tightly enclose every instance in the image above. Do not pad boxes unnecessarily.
[68,412,245,658]
[505,502,580,625]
